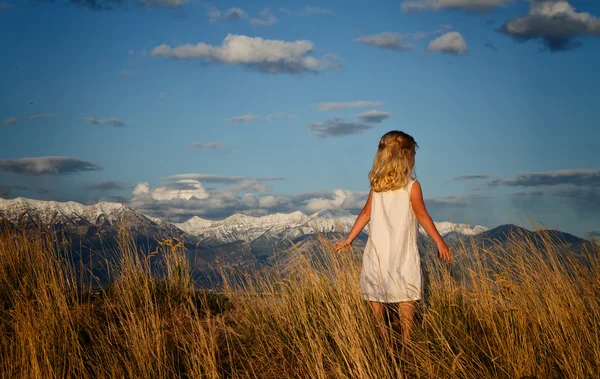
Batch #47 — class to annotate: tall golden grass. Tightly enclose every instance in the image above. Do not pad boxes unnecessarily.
[0,224,598,378]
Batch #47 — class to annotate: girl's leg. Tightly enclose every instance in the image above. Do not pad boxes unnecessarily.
[369,301,386,338]
[397,301,415,342]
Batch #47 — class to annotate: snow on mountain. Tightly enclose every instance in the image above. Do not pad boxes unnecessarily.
[0,197,126,225]
[190,211,311,244]
[0,198,488,245]
[420,221,488,237]
[174,216,214,236]
[0,197,176,238]
[174,208,488,243]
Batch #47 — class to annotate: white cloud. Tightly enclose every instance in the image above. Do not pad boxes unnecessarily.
[130,178,282,220]
[500,0,600,51]
[402,0,513,13]
[304,189,368,213]
[132,182,151,196]
[428,31,469,54]
[226,179,271,193]
[120,70,134,77]
[134,179,209,201]
[258,195,287,209]
[250,8,277,27]
[313,101,383,111]
[225,114,257,123]
[152,34,340,74]
[129,180,371,221]
[355,32,412,51]
[356,110,392,123]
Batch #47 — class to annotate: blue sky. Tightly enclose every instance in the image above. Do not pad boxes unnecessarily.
[1,0,599,238]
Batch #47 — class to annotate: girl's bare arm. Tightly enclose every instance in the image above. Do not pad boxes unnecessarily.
[334,190,373,251]
[409,180,452,262]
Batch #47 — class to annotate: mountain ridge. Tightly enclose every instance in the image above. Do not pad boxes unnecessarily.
[0,197,593,286]
[0,197,493,241]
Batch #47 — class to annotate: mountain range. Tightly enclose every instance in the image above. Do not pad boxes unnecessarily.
[0,197,487,255]
[0,197,592,284]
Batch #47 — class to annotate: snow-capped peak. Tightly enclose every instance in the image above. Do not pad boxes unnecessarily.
[174,216,214,235]
[309,208,354,219]
[250,211,309,225]
[420,221,488,236]
[0,197,143,227]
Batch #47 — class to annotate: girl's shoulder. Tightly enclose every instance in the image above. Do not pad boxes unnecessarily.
[405,178,417,192]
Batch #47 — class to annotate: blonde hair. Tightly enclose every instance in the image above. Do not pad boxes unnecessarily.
[369,130,418,192]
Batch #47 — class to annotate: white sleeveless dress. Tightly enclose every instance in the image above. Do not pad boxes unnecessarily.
[360,179,422,303]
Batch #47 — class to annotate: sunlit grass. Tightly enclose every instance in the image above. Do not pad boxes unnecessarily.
[0,223,598,378]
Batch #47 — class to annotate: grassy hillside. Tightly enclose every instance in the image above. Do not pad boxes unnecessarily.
[0,225,598,378]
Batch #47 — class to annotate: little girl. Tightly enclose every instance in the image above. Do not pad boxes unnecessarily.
[334,130,452,341]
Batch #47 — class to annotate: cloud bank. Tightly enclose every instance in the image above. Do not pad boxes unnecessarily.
[152,34,342,74]
[490,169,600,187]
[0,156,102,175]
[402,0,513,13]
[356,110,392,123]
[500,0,600,51]
[308,118,374,138]
[130,178,369,221]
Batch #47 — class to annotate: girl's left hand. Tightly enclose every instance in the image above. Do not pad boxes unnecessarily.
[436,241,452,263]
[333,241,351,253]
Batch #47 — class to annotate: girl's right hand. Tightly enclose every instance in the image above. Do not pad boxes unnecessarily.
[437,241,452,263]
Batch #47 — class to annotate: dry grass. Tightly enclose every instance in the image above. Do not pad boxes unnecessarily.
[0,224,598,378]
